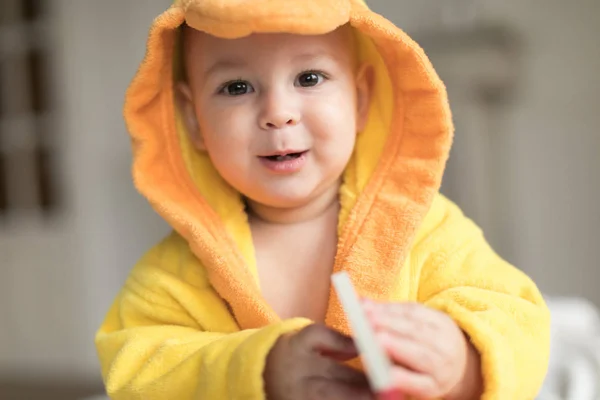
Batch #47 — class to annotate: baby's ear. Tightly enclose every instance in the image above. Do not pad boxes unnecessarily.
[355,63,374,133]
[175,82,206,151]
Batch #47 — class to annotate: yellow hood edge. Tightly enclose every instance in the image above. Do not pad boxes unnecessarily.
[123,0,453,331]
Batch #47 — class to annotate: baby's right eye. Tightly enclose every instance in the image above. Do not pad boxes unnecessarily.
[220,80,254,96]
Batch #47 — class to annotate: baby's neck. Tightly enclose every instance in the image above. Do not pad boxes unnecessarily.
[247,184,340,225]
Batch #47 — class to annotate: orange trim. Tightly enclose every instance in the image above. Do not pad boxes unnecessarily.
[124,1,453,334]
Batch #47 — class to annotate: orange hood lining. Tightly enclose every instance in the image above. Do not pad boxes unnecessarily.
[124,0,453,333]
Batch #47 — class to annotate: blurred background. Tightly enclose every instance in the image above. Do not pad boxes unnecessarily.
[0,0,598,398]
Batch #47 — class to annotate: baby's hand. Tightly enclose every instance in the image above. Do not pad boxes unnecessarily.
[264,324,374,400]
[362,300,482,400]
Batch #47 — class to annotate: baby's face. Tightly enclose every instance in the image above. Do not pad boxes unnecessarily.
[178,26,371,210]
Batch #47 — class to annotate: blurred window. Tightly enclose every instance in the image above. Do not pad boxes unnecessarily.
[0,0,57,219]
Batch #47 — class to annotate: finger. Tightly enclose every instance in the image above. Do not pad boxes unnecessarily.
[389,366,439,399]
[319,348,359,362]
[296,324,357,355]
[381,302,449,330]
[369,304,442,344]
[307,377,375,400]
[370,313,431,342]
[371,304,460,357]
[376,331,438,374]
[361,297,378,312]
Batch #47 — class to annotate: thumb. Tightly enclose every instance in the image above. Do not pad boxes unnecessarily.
[296,324,357,354]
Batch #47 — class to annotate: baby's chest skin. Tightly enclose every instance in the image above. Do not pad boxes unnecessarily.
[252,220,338,323]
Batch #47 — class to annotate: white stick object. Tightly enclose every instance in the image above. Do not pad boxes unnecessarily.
[331,271,394,392]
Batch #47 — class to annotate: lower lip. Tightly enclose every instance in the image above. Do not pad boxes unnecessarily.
[258,151,308,173]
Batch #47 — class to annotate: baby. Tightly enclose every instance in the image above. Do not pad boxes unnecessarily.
[95,1,550,399]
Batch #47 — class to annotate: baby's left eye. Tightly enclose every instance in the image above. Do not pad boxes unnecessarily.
[295,71,325,87]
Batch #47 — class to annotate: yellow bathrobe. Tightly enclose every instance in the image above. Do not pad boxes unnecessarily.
[95,0,550,399]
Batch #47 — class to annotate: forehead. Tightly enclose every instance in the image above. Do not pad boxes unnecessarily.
[183,25,355,72]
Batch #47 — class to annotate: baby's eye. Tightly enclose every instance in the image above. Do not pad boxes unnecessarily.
[295,71,326,88]
[220,81,254,96]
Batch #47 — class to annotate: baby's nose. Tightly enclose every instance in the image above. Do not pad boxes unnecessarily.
[258,92,301,129]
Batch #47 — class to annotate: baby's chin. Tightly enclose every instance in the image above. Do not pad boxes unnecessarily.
[241,180,341,220]
[244,190,321,210]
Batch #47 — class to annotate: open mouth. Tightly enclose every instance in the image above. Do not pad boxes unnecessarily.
[260,151,307,161]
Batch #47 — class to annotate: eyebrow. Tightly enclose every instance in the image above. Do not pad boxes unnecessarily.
[202,60,248,79]
[293,50,341,63]
[202,50,345,79]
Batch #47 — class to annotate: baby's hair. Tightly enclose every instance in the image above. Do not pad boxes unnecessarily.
[175,22,191,84]
[340,23,360,72]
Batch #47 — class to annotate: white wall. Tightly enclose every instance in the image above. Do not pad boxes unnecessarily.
[0,0,171,382]
[481,0,600,305]
[55,0,173,379]
[369,0,600,305]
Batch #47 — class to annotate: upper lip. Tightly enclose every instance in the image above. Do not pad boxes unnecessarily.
[258,149,307,157]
